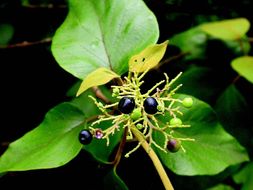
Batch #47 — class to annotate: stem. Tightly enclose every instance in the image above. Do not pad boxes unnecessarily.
[0,38,52,49]
[131,128,174,190]
[22,3,67,9]
[232,75,240,84]
[248,37,253,43]
[92,86,111,104]
[113,127,128,168]
[157,51,189,69]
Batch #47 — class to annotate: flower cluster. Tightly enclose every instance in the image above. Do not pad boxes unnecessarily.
[81,70,194,157]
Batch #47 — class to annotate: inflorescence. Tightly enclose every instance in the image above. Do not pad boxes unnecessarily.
[80,70,195,157]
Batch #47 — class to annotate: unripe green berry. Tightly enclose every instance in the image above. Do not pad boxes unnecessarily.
[182,97,193,108]
[167,138,181,153]
[136,123,143,130]
[157,100,165,112]
[169,117,182,126]
[130,108,142,120]
[157,105,162,111]
[112,88,120,97]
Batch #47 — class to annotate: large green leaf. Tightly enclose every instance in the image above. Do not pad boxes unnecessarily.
[154,95,249,175]
[171,66,223,103]
[0,103,85,172]
[233,162,253,190]
[206,184,234,190]
[214,85,252,148]
[0,23,14,45]
[231,56,253,84]
[51,0,159,79]
[169,27,208,60]
[71,89,101,117]
[199,18,250,40]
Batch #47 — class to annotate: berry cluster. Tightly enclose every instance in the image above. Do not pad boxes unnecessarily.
[79,70,194,156]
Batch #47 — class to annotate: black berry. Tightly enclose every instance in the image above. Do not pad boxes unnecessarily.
[143,97,158,114]
[167,139,181,153]
[79,129,93,145]
[118,97,135,114]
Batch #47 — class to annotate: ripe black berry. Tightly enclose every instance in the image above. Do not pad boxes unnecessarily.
[167,139,181,153]
[118,97,135,114]
[79,129,93,145]
[143,97,158,114]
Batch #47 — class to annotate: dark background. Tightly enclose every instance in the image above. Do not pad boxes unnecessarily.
[0,0,253,189]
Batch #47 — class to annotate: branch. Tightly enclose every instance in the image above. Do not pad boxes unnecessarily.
[157,51,189,69]
[22,4,67,9]
[232,75,241,84]
[131,128,174,190]
[113,127,128,168]
[92,86,111,104]
[248,37,253,43]
[0,38,52,49]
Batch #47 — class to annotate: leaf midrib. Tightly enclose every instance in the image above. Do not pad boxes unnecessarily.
[91,2,113,71]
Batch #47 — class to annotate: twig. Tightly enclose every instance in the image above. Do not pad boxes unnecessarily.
[1,142,10,147]
[248,37,253,43]
[86,115,100,123]
[92,86,111,104]
[112,127,128,168]
[157,52,189,69]
[232,75,241,84]
[0,38,52,49]
[22,4,67,9]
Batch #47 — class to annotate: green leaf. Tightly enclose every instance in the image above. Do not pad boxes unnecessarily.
[206,184,234,190]
[171,66,222,103]
[199,18,250,40]
[214,85,252,148]
[171,165,240,189]
[233,162,253,190]
[223,39,251,57]
[76,67,119,96]
[71,85,117,118]
[154,94,249,175]
[129,40,168,72]
[21,0,29,6]
[0,24,14,45]
[104,168,128,190]
[231,56,253,84]
[169,27,208,60]
[0,103,85,172]
[71,89,101,117]
[51,0,159,79]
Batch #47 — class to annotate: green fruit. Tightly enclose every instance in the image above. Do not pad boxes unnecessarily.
[130,108,142,120]
[136,123,143,130]
[112,88,120,97]
[182,97,193,108]
[169,117,182,126]
[167,138,181,153]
